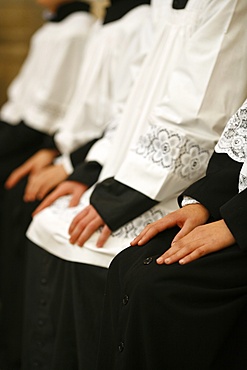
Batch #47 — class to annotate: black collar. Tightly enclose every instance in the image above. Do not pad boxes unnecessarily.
[103,0,150,25]
[50,1,90,23]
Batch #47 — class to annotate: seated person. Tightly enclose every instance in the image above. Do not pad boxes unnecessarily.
[0,0,94,196]
[0,1,94,368]
[23,1,247,369]
[96,99,247,370]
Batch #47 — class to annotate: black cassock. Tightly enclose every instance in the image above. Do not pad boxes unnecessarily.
[0,2,92,368]
[96,152,247,370]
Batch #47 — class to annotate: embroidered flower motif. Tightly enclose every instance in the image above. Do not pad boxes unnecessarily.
[112,208,164,239]
[152,129,181,168]
[216,100,247,162]
[239,173,247,193]
[179,144,210,180]
[134,124,210,181]
[136,133,153,156]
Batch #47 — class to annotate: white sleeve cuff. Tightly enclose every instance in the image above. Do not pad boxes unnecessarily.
[53,154,74,175]
[181,196,200,207]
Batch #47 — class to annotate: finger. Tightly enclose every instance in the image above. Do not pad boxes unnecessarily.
[32,189,63,215]
[171,221,197,243]
[32,199,51,216]
[156,244,183,265]
[36,183,53,201]
[132,225,161,246]
[131,216,178,246]
[130,225,152,246]
[24,177,41,202]
[178,246,207,265]
[69,211,93,243]
[23,179,36,202]
[68,207,90,235]
[5,163,32,189]
[69,191,83,208]
[96,225,111,248]
[74,218,102,247]
[157,232,204,265]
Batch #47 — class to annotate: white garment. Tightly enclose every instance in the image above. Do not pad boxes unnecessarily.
[215,99,247,193]
[54,5,153,155]
[27,0,247,268]
[0,12,95,134]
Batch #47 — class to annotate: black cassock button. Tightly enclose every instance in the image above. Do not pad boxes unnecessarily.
[143,257,153,265]
[118,342,125,352]
[40,278,47,285]
[122,295,129,305]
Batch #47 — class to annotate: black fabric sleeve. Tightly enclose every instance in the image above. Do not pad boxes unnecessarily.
[172,0,189,10]
[178,153,242,220]
[0,120,48,157]
[179,151,247,251]
[90,178,158,231]
[68,161,102,187]
[69,138,99,167]
[220,188,247,251]
[41,135,58,150]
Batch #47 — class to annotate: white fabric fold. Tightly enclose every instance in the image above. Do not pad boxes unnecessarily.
[54,5,153,154]
[0,12,95,134]
[27,0,247,268]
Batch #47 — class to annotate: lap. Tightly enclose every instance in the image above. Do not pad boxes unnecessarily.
[99,228,247,370]
[23,242,108,370]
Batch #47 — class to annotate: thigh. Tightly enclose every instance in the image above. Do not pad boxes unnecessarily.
[22,242,70,370]
[98,228,247,370]
[51,262,108,370]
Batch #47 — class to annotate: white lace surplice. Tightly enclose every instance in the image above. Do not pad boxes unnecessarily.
[27,1,247,268]
[215,99,247,193]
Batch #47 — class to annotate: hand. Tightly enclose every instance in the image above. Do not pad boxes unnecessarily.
[24,164,67,202]
[131,204,210,246]
[157,219,236,265]
[32,181,88,216]
[68,205,111,247]
[5,149,59,189]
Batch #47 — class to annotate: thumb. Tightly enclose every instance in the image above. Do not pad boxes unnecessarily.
[5,162,32,189]
[69,191,83,208]
[32,189,61,216]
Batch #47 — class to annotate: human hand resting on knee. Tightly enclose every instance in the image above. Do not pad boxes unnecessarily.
[156,219,236,265]
[69,205,111,248]
[23,163,68,202]
[33,180,88,216]
[131,204,236,265]
[131,204,210,246]
[5,148,59,189]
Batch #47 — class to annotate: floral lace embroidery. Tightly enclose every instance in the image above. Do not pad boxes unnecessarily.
[112,207,165,240]
[135,125,210,181]
[215,99,247,192]
[239,173,247,194]
[215,100,247,162]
